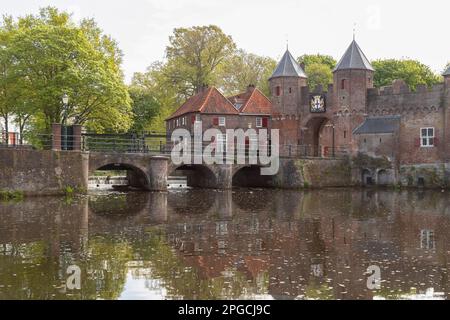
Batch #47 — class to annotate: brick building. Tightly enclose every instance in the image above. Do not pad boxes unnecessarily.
[166,40,450,187]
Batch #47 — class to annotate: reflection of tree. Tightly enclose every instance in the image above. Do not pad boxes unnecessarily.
[131,228,269,299]
[304,282,335,300]
[0,236,132,300]
[81,237,133,299]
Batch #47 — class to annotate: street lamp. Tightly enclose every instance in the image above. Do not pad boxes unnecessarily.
[61,94,69,150]
[62,93,69,105]
[61,93,69,125]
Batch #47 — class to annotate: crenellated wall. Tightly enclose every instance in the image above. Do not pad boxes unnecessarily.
[367,81,445,116]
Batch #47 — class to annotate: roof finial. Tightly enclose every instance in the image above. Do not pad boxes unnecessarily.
[353,22,357,41]
[285,33,289,50]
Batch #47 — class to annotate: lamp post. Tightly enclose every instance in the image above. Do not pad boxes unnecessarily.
[61,94,69,150]
[62,93,69,124]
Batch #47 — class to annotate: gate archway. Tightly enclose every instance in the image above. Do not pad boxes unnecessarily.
[302,116,334,157]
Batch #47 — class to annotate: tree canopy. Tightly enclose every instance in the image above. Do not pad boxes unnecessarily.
[0,7,131,138]
[297,54,336,91]
[217,49,276,97]
[371,59,441,90]
[165,25,236,99]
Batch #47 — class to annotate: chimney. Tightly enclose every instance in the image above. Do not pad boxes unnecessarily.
[247,84,256,92]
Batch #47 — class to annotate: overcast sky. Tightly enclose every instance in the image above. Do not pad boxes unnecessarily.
[2,0,449,83]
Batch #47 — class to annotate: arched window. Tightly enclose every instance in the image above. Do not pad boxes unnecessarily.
[341,79,347,90]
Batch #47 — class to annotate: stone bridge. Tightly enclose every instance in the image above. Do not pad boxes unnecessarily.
[0,148,353,195]
[88,152,275,190]
[89,151,353,191]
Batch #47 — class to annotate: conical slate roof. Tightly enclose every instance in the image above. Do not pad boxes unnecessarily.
[334,40,374,72]
[443,65,450,76]
[270,50,307,79]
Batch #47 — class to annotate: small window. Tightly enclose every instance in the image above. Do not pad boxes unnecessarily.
[219,117,226,126]
[420,127,434,147]
[182,117,186,125]
[256,117,263,128]
[195,114,201,122]
[363,138,367,143]
[176,119,179,127]
[275,86,281,96]
[341,79,347,90]
[289,87,292,94]
[344,131,347,139]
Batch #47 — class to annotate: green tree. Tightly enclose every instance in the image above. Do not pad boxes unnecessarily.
[128,86,160,133]
[0,15,19,144]
[165,25,236,98]
[131,62,180,132]
[217,49,276,96]
[6,7,132,133]
[298,54,336,91]
[372,59,441,90]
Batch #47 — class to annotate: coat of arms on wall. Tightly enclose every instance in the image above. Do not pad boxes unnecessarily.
[310,95,326,113]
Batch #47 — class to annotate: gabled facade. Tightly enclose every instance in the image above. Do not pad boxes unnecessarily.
[165,85,273,138]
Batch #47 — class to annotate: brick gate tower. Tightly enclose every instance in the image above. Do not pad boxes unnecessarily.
[332,39,375,153]
[268,49,308,148]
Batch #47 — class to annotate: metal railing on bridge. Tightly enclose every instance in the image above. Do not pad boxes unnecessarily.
[24,132,349,159]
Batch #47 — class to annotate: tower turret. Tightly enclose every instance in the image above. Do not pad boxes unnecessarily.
[269,49,307,115]
[333,39,374,154]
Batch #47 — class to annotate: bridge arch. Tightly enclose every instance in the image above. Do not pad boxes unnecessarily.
[89,160,150,190]
[168,164,218,189]
[232,165,274,188]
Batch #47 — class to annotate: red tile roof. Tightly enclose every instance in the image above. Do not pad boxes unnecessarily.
[239,87,273,115]
[166,87,239,120]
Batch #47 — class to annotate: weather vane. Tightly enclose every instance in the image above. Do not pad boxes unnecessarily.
[353,22,357,40]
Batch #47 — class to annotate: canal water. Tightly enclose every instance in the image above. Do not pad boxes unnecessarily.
[0,188,449,300]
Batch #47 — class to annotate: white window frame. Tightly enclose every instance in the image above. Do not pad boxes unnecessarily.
[195,114,201,122]
[218,117,226,127]
[420,127,434,147]
[182,117,186,126]
[256,117,263,128]
[216,133,227,153]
